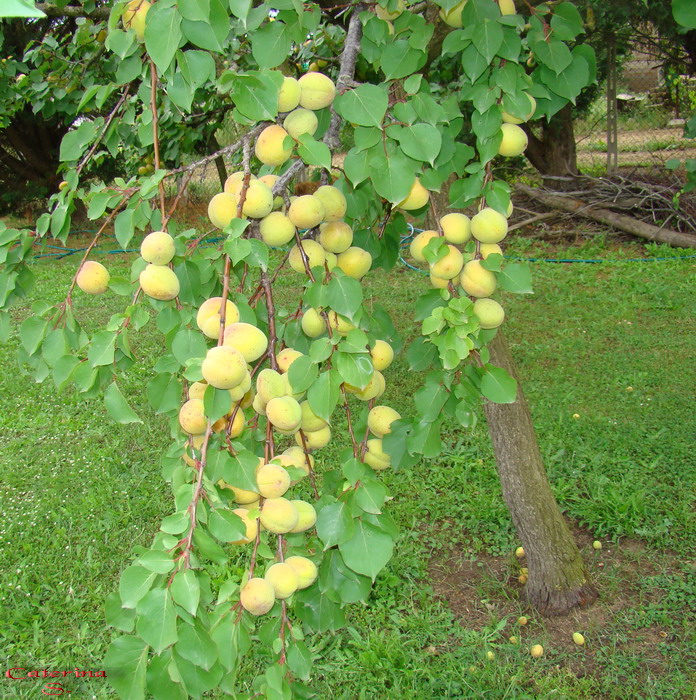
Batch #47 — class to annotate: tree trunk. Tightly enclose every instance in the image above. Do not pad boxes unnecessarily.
[483,331,598,616]
[523,105,579,190]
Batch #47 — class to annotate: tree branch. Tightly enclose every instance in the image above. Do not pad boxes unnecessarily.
[35,3,111,19]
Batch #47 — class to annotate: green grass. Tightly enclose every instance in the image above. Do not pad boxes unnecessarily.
[0,229,694,698]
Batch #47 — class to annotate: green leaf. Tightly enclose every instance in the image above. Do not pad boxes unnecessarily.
[286,640,313,681]
[371,152,416,204]
[208,508,246,543]
[176,621,218,671]
[136,588,178,653]
[472,19,503,64]
[88,330,116,367]
[533,39,572,75]
[60,121,98,162]
[316,501,355,549]
[339,520,393,581]
[414,380,449,423]
[498,262,533,294]
[105,636,148,700]
[147,373,182,414]
[138,549,175,574]
[540,53,589,103]
[171,328,208,366]
[144,3,183,74]
[146,651,187,700]
[380,40,426,80]
[334,84,388,128]
[674,0,696,28]
[173,650,224,696]
[252,20,291,68]
[203,385,231,423]
[307,370,341,421]
[393,123,442,165]
[480,365,517,403]
[326,273,363,318]
[318,548,372,604]
[170,569,200,616]
[335,351,373,389]
[105,592,136,633]
[288,354,319,393]
[297,134,332,170]
[355,480,388,514]
[119,565,158,609]
[295,585,347,633]
[210,450,259,492]
[461,43,489,83]
[550,2,585,40]
[19,315,47,356]
[105,382,143,424]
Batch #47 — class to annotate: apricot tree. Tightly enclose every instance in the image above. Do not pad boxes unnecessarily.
[0,0,597,696]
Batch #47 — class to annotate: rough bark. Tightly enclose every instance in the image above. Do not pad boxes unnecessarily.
[516,183,696,249]
[523,105,578,189]
[483,331,598,616]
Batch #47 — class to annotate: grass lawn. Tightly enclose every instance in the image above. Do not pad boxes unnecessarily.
[0,224,694,699]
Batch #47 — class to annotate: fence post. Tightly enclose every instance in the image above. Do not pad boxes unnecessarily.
[606,32,618,174]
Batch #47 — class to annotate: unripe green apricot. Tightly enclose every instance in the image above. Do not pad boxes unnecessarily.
[201,345,247,390]
[319,221,353,253]
[314,185,347,222]
[430,244,464,280]
[297,72,336,110]
[409,230,440,262]
[440,213,471,244]
[471,208,508,244]
[289,239,326,273]
[241,180,274,219]
[223,322,268,362]
[276,348,303,373]
[240,577,275,615]
[256,368,287,405]
[370,339,394,371]
[288,195,325,230]
[375,0,405,20]
[283,108,318,139]
[301,308,326,338]
[295,425,331,451]
[367,405,401,438]
[76,260,110,294]
[230,507,259,544]
[498,123,529,158]
[278,76,301,113]
[208,192,239,229]
[259,211,296,247]
[266,396,302,432]
[259,497,299,534]
[179,398,207,435]
[265,562,299,599]
[255,125,293,166]
[140,231,175,265]
[460,260,497,298]
[139,264,180,301]
[256,463,291,498]
[502,94,536,124]
[285,556,318,589]
[398,178,430,210]
[337,246,372,280]
[473,298,505,329]
[196,297,240,339]
[300,400,328,432]
[290,500,317,533]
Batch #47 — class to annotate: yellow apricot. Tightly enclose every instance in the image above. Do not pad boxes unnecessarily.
[300,400,328,432]
[256,463,291,498]
[319,221,353,253]
[375,0,405,20]
[298,72,336,110]
[347,371,385,401]
[327,311,355,336]
[364,438,391,470]
[201,345,247,390]
[283,108,319,139]
[473,298,505,329]
[295,425,331,451]
[460,260,497,298]
[227,407,246,438]
[410,230,441,262]
[266,396,302,432]
[398,178,430,210]
[430,274,450,289]
[241,180,274,219]
[440,213,471,245]
[223,322,269,362]
[240,577,275,615]
[314,185,347,222]
[259,211,296,247]
[278,76,301,113]
[285,556,318,589]
[498,123,528,158]
[480,243,503,259]
[140,231,175,265]
[370,339,394,371]
[76,260,110,294]
[498,0,516,14]
[367,405,401,438]
[196,297,240,339]
[439,0,467,27]
[219,480,259,505]
[122,0,150,40]
[530,644,544,658]
[139,264,180,301]
[256,368,286,405]
[276,348,303,373]
[208,192,239,229]
[289,239,326,273]
[223,170,256,195]
[471,207,508,244]
[179,398,207,435]
[230,508,259,544]
[430,245,464,280]
[255,125,293,167]
[288,195,325,230]
[259,497,299,534]
[189,382,207,401]
[301,308,326,338]
[337,247,372,280]
[265,563,299,599]
[502,94,536,124]
[290,500,317,533]
[325,251,337,270]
